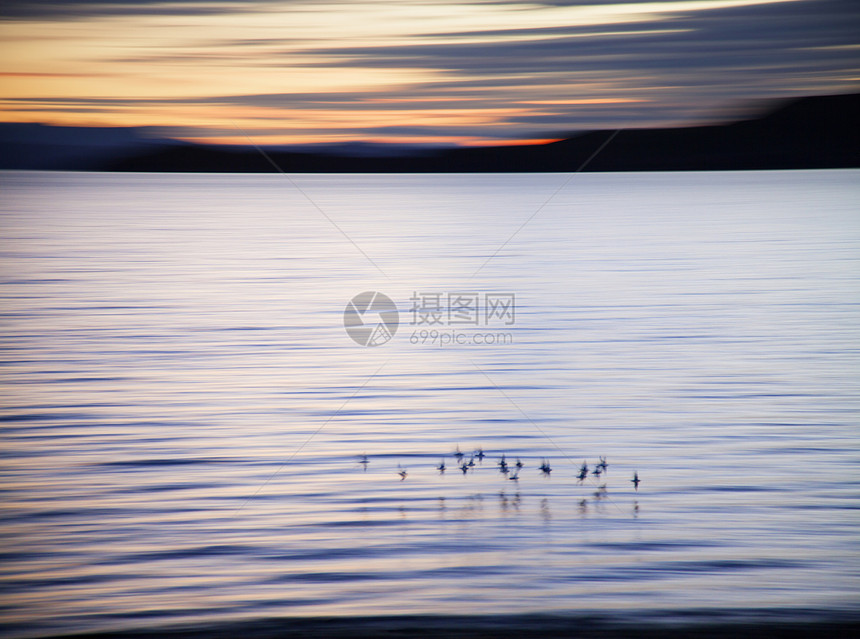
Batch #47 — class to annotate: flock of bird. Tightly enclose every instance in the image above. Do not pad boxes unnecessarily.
[358,447,641,490]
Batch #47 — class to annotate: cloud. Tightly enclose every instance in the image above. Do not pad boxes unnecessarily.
[0,1,267,20]
[1,0,857,143]
[271,0,860,125]
[0,0,688,21]
[294,1,857,75]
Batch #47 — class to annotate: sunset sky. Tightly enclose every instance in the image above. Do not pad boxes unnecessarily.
[1,0,857,146]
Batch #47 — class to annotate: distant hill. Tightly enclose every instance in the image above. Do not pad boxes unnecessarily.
[2,92,858,172]
[0,123,182,170]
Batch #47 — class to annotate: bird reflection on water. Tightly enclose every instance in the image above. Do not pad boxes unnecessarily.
[368,448,640,523]
[540,497,551,523]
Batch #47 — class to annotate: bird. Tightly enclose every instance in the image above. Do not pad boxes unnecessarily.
[437,460,446,474]
[577,462,588,482]
[453,446,464,462]
[515,458,524,470]
[498,455,509,474]
[539,459,552,476]
[359,454,369,471]
[592,466,602,478]
[508,471,520,481]
[631,471,640,490]
[460,461,470,475]
[475,448,485,461]
[467,456,475,468]
[597,456,608,473]
[398,466,407,481]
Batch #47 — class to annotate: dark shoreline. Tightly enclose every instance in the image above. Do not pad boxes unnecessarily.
[2,92,858,173]
[10,610,860,639]
[99,93,860,173]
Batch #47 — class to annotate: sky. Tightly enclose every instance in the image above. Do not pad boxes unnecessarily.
[0,0,858,146]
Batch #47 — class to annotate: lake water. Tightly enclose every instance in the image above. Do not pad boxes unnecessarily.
[1,170,858,637]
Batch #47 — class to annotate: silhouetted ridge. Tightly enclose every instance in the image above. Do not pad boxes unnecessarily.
[3,92,857,172]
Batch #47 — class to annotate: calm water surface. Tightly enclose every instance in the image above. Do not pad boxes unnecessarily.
[1,170,858,636]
